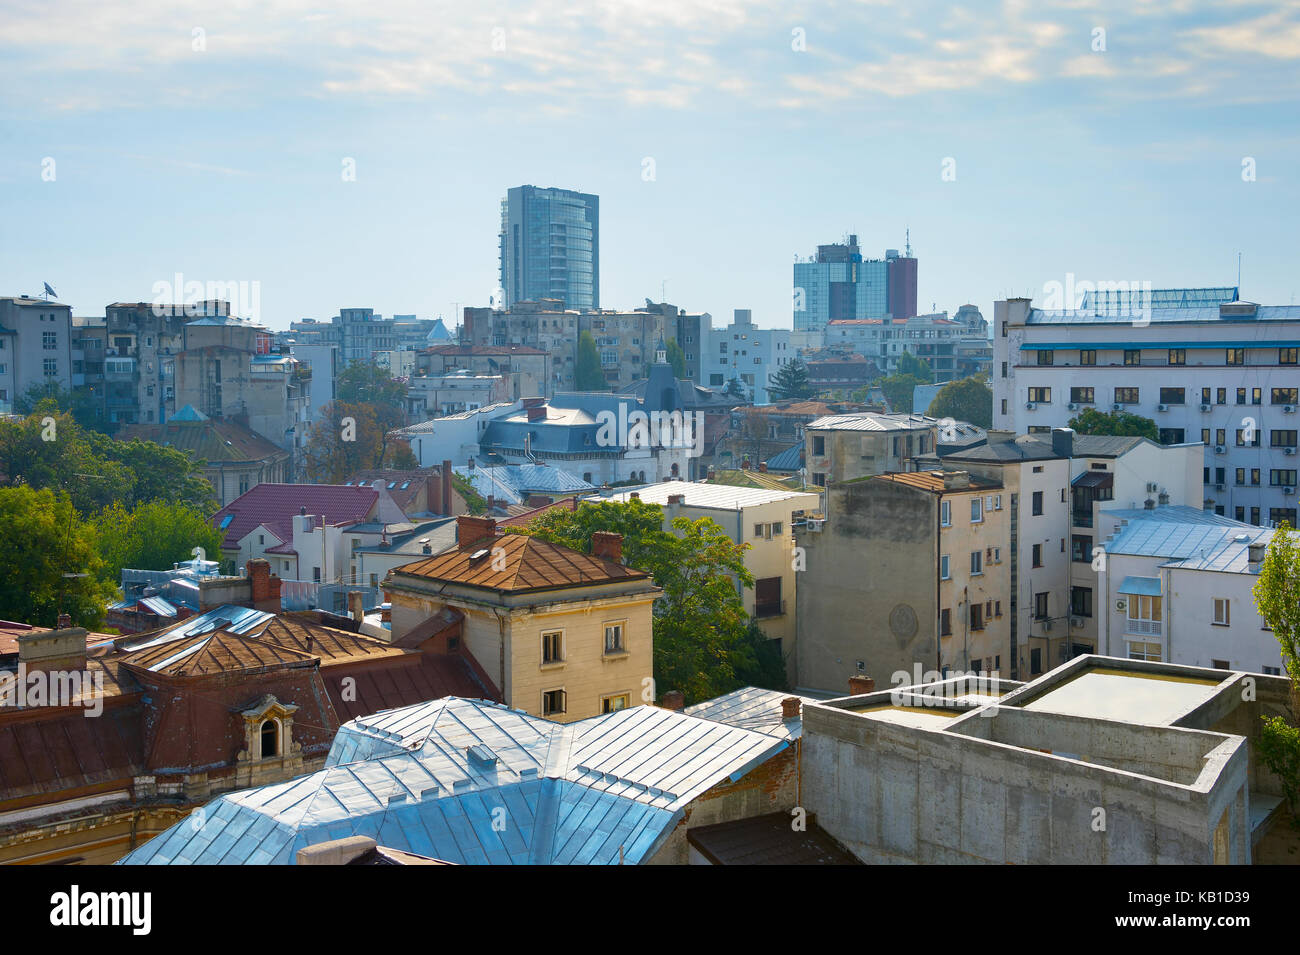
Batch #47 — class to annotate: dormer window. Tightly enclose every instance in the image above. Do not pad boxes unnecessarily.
[261,719,279,758]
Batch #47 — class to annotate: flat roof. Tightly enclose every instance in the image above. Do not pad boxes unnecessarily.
[601,481,818,509]
[851,705,966,729]
[1020,667,1222,725]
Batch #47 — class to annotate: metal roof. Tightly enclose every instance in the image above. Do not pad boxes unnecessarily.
[600,481,819,510]
[1117,575,1162,596]
[1164,528,1291,574]
[116,605,275,651]
[117,698,788,865]
[805,412,936,432]
[684,687,813,741]
[1104,511,1258,560]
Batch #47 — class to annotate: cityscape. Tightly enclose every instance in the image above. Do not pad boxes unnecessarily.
[0,0,1295,921]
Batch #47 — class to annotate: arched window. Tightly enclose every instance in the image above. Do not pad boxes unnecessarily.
[260,719,279,758]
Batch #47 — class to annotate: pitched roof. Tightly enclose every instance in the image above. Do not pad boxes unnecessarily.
[390,532,650,593]
[120,629,318,677]
[118,416,288,465]
[117,698,788,866]
[212,484,378,550]
[684,686,816,741]
[806,412,935,432]
[874,470,1002,493]
[687,812,862,865]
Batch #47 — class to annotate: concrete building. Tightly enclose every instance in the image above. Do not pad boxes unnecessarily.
[289,342,338,425]
[385,516,660,722]
[598,482,821,680]
[0,295,74,412]
[794,468,1009,694]
[415,343,550,401]
[702,308,795,403]
[99,301,213,426]
[499,185,599,310]
[799,655,1292,864]
[993,288,1300,527]
[803,412,938,486]
[406,368,509,419]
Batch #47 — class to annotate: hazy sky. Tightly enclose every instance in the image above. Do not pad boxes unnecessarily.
[3,1,1298,330]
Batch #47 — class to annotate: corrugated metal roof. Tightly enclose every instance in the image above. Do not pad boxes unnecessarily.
[117,698,788,865]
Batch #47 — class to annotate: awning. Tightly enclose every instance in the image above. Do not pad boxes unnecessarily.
[1118,575,1161,596]
[1072,471,1114,489]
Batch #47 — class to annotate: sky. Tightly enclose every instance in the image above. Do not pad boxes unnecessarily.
[2,0,1299,331]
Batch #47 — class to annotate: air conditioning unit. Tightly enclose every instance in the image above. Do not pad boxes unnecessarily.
[1025,402,1037,410]
[1214,445,1226,454]
[1070,617,1084,629]
[1285,486,1297,495]
[1112,403,1124,411]
[1157,403,1169,412]
[1200,403,1212,412]
[1284,405,1296,414]
[1067,403,1079,411]
[1284,447,1297,456]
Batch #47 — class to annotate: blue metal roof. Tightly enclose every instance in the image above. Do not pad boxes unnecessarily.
[1117,575,1162,596]
[117,697,787,865]
[764,443,803,472]
[117,605,274,652]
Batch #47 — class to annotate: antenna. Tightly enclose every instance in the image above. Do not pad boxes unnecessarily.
[905,228,912,257]
[1236,252,1242,294]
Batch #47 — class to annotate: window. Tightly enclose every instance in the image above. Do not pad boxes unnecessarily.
[313,567,321,582]
[1124,350,1140,365]
[1253,387,1262,405]
[43,358,57,377]
[1158,428,1185,445]
[1114,387,1139,404]
[1168,349,1185,365]
[1236,387,1247,405]
[1235,468,1245,486]
[1037,350,1054,366]
[1079,349,1096,365]
[1282,348,1298,365]
[1032,490,1043,515]
[1212,599,1230,626]
[1071,587,1093,618]
[542,631,563,664]
[1027,387,1051,403]
[1159,387,1184,404]
[940,555,950,580]
[1271,430,1298,448]
[1070,387,1094,404]
[42,331,57,350]
[542,689,566,716]
[1217,387,1227,405]
[755,577,782,617]
[1251,507,1261,526]
[1271,508,1298,526]
[1001,399,1007,415]
[1251,468,1260,485]
[940,608,952,636]
[1201,387,1211,405]
[1204,430,1213,446]
[970,497,983,523]
[940,500,951,526]
[1034,592,1049,620]
[1032,543,1042,568]
[1071,535,1092,561]
[1264,666,1282,676]
[1126,595,1162,635]
[1272,387,1299,404]
[1128,641,1162,662]
[969,604,984,631]
[260,720,279,758]
[1001,361,1007,378]
[994,602,1002,618]
[970,551,982,575]
[1270,469,1298,487]
[604,623,624,654]
[812,435,825,455]
[1235,428,1260,447]
[599,693,631,714]
[1226,348,1245,365]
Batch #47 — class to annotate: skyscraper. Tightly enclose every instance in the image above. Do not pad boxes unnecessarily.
[498,185,600,310]
[792,234,916,332]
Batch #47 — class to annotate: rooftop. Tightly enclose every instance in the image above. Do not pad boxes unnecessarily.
[212,484,378,550]
[873,470,1002,493]
[599,481,818,510]
[806,412,936,432]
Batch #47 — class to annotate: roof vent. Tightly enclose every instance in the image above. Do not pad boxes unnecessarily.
[469,548,491,561]
[467,744,498,766]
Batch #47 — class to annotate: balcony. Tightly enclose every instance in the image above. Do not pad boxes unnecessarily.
[1072,510,1093,528]
[1126,619,1162,637]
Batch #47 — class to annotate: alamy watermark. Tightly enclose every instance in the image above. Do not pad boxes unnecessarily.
[0,663,104,717]
[595,407,705,458]
[1041,273,1153,326]
[151,272,261,323]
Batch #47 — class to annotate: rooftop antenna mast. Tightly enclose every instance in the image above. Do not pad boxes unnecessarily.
[1236,252,1242,294]
[905,229,912,258]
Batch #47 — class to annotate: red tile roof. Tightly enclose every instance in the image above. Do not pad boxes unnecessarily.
[212,484,379,550]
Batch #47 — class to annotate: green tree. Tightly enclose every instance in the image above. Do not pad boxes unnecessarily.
[95,500,224,581]
[1253,522,1300,825]
[575,331,606,391]
[768,358,815,402]
[878,373,928,413]
[338,361,407,411]
[509,499,768,702]
[927,375,993,428]
[1067,407,1159,441]
[302,401,415,483]
[14,382,108,433]
[896,350,934,383]
[723,376,748,401]
[0,486,114,628]
[452,472,487,515]
[665,339,688,379]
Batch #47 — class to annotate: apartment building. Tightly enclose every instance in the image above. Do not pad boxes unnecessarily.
[943,427,1203,677]
[599,482,821,681]
[794,468,1008,693]
[414,343,547,400]
[702,308,795,403]
[994,289,1300,528]
[803,412,938,486]
[99,301,211,425]
[384,516,661,722]
[0,295,74,411]
[825,312,975,379]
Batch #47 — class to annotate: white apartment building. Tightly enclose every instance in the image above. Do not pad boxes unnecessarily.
[994,289,1300,529]
[703,309,795,403]
[826,312,970,378]
[1089,506,1288,674]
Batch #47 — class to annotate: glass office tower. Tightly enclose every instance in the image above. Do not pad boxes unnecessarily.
[499,186,600,309]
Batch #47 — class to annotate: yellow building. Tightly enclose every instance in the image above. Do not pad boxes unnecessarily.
[385,515,661,722]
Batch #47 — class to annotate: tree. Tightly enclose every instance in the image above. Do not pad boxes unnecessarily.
[665,339,688,379]
[896,350,934,383]
[14,382,108,434]
[1067,407,1159,441]
[95,500,224,582]
[575,331,605,391]
[1253,522,1300,825]
[452,472,487,515]
[767,358,815,402]
[927,375,993,428]
[508,499,767,703]
[723,376,748,402]
[0,486,115,628]
[878,373,928,413]
[301,401,415,483]
[338,361,408,410]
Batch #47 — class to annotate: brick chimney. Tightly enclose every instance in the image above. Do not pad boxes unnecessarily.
[526,404,546,422]
[246,559,282,612]
[666,493,685,506]
[591,531,624,564]
[348,591,366,622]
[848,674,876,695]
[18,625,88,672]
[759,462,768,473]
[457,514,497,545]
[781,697,801,720]
[660,689,685,711]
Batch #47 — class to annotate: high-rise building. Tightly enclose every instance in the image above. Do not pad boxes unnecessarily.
[793,235,912,332]
[499,185,599,310]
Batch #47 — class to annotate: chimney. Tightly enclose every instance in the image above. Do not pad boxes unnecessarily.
[666,493,685,505]
[246,558,281,612]
[441,459,453,515]
[296,836,377,866]
[526,405,546,422]
[457,514,497,545]
[591,531,624,564]
[630,491,640,500]
[942,470,969,490]
[1248,541,1267,572]
[759,462,768,473]
[348,590,365,622]
[781,697,802,720]
[1051,427,1074,458]
[660,689,685,711]
[848,674,876,695]
[486,494,495,511]
[57,613,71,629]
[18,625,88,672]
